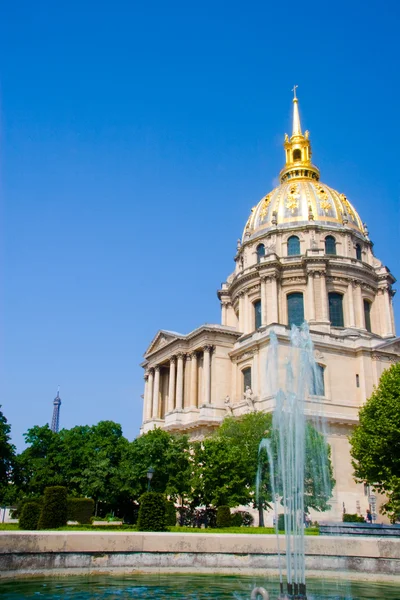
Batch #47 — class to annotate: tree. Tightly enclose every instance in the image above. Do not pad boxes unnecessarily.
[350,362,400,522]
[0,406,16,502]
[120,428,191,503]
[191,412,334,525]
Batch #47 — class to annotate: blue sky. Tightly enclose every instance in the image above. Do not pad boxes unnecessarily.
[1,1,399,450]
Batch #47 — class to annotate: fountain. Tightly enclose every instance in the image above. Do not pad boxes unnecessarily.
[254,323,333,600]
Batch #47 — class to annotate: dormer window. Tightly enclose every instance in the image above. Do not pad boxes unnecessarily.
[293,149,302,161]
[256,244,265,263]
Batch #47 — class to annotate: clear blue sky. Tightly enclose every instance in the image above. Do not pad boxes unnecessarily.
[1,1,399,450]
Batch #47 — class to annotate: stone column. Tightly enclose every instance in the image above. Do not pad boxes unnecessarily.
[221,303,227,326]
[143,373,149,423]
[190,352,198,407]
[354,282,363,329]
[261,278,267,326]
[320,272,329,322]
[203,345,212,405]
[347,281,356,327]
[152,366,160,419]
[176,353,184,410]
[383,288,394,337]
[252,348,259,399]
[146,369,154,420]
[307,272,315,322]
[167,357,176,413]
[270,275,279,323]
[244,291,251,333]
[238,294,244,332]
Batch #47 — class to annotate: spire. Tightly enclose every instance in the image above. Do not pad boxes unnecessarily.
[292,85,302,136]
[50,386,62,433]
[280,89,320,183]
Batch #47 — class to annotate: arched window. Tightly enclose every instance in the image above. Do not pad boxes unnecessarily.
[287,292,304,328]
[311,364,325,396]
[356,244,362,261]
[242,367,252,392]
[256,244,265,263]
[363,299,372,332]
[254,300,262,330]
[287,235,300,256]
[325,236,336,255]
[328,292,344,327]
[293,148,302,161]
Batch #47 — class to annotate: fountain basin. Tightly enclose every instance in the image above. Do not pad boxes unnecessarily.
[1,531,399,580]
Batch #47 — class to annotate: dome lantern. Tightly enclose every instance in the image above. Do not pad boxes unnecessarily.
[280,87,320,183]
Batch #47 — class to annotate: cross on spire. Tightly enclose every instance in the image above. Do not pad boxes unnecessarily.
[292,85,298,100]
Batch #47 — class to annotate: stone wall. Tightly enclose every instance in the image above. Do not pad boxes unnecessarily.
[1,532,399,578]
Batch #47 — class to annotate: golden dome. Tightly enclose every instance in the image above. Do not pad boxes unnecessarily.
[242,90,367,242]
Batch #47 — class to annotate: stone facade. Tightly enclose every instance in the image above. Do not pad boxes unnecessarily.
[140,95,399,521]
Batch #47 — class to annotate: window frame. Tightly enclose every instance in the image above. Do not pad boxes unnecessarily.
[242,367,252,392]
[325,235,337,255]
[311,364,325,396]
[287,292,305,328]
[256,244,265,263]
[287,235,301,256]
[363,299,372,332]
[328,292,344,327]
[254,299,262,330]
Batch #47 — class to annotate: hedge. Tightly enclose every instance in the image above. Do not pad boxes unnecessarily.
[38,486,68,529]
[165,501,177,526]
[137,492,167,531]
[343,513,365,523]
[231,510,254,527]
[67,498,95,524]
[216,505,231,528]
[19,501,42,530]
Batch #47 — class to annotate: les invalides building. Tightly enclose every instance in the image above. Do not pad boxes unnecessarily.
[140,92,399,520]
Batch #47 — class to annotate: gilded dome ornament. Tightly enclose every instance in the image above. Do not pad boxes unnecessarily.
[286,183,300,213]
[259,193,272,221]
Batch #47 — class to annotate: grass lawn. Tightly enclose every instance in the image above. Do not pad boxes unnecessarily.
[0,523,319,534]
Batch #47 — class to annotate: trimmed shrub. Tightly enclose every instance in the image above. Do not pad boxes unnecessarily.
[137,492,167,532]
[216,505,231,528]
[19,501,42,530]
[231,510,254,527]
[67,498,95,524]
[165,501,177,526]
[38,486,68,529]
[277,513,285,531]
[343,513,365,523]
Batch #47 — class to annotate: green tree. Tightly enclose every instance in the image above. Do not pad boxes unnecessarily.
[120,428,191,503]
[0,406,16,502]
[350,362,400,522]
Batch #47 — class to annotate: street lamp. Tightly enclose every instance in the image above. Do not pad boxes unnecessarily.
[147,467,155,491]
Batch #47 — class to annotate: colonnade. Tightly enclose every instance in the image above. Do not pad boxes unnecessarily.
[223,271,395,337]
[143,346,213,421]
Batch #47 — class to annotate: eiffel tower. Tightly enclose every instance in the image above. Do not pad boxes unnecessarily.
[50,387,62,433]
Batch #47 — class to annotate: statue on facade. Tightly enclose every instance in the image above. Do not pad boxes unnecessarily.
[244,386,255,411]
[224,395,233,415]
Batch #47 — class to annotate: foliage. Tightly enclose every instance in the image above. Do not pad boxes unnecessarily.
[216,505,231,528]
[277,513,285,531]
[0,406,16,501]
[165,500,177,526]
[350,363,400,522]
[67,498,95,524]
[37,486,68,529]
[231,510,254,527]
[136,492,167,531]
[19,500,42,530]
[343,513,365,523]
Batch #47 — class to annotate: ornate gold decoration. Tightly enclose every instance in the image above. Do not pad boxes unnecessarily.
[286,183,300,213]
[259,194,271,221]
[339,193,354,218]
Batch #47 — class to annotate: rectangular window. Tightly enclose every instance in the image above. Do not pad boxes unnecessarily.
[311,364,325,396]
[254,300,262,330]
[363,300,372,332]
[329,293,344,327]
[287,292,304,328]
[243,367,252,392]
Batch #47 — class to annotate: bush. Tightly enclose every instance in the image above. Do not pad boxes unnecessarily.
[216,505,231,528]
[37,486,68,529]
[343,513,365,523]
[165,501,177,526]
[231,510,254,527]
[137,492,167,532]
[67,498,94,524]
[19,501,42,530]
[278,513,285,531]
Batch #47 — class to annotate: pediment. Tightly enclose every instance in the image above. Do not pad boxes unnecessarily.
[145,330,181,356]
